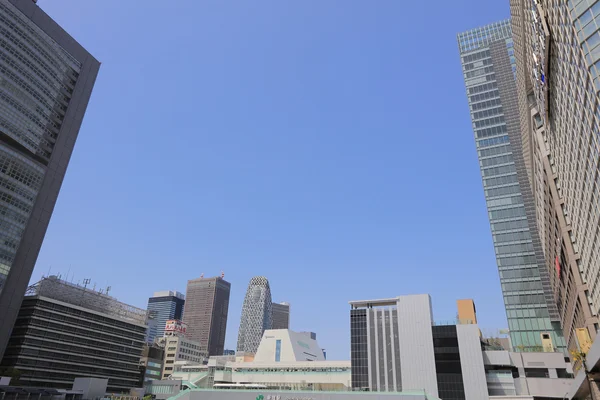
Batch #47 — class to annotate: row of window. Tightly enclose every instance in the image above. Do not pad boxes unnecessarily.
[484,173,518,188]
[501,280,543,292]
[500,267,540,279]
[464,57,493,71]
[494,230,532,243]
[465,65,495,79]
[482,163,516,177]
[471,96,502,111]
[462,49,491,65]
[497,254,538,267]
[504,294,547,305]
[496,242,535,255]
[479,144,512,158]
[470,89,499,105]
[478,134,509,148]
[468,80,497,95]
[474,115,505,129]
[492,218,529,233]
[486,184,521,199]
[473,106,503,121]
[476,124,508,140]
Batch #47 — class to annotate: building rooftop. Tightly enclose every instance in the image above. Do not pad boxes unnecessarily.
[26,275,147,325]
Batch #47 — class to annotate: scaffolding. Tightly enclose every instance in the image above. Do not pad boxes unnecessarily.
[26,275,147,325]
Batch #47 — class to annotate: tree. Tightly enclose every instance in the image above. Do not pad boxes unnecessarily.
[0,367,22,385]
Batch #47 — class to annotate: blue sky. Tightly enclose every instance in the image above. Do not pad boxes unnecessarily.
[34,0,510,360]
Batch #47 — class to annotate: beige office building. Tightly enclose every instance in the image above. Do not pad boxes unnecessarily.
[509,0,600,355]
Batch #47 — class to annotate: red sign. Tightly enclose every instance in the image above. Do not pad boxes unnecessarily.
[165,319,187,336]
[555,256,560,275]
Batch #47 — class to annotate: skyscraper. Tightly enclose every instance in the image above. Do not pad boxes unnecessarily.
[182,275,230,356]
[237,276,272,354]
[271,301,290,330]
[146,290,185,343]
[510,0,600,355]
[0,0,100,359]
[457,20,566,353]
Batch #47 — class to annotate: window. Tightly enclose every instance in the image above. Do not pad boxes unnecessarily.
[275,339,281,362]
[524,368,549,378]
[557,368,574,378]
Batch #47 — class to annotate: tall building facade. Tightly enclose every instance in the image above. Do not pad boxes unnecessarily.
[0,276,146,392]
[0,0,100,359]
[271,301,290,330]
[146,290,185,343]
[237,276,272,354]
[457,20,566,353]
[182,275,230,356]
[510,0,600,355]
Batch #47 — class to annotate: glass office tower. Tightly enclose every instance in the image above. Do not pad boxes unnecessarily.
[146,290,185,343]
[0,0,100,359]
[457,20,566,353]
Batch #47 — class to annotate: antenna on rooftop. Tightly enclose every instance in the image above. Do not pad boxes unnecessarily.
[200,273,204,279]
[106,286,112,296]
[83,278,91,289]
[221,271,225,279]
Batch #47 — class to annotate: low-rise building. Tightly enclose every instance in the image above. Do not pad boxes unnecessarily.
[158,334,204,379]
[209,330,350,391]
[349,295,574,399]
[140,344,165,383]
[483,350,573,398]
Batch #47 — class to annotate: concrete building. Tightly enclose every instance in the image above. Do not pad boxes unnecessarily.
[147,291,185,343]
[158,334,205,379]
[271,302,290,330]
[483,350,573,398]
[349,295,487,399]
[182,275,230,356]
[0,276,146,392]
[209,329,349,391]
[350,294,574,400]
[509,0,600,357]
[147,387,436,400]
[457,20,567,354]
[237,276,272,354]
[0,0,100,360]
[140,344,165,383]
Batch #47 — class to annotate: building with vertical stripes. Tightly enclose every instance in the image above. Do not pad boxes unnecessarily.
[349,294,573,399]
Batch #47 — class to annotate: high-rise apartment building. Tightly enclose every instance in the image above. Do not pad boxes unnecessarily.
[0,0,100,359]
[182,275,230,356]
[146,290,185,343]
[509,0,600,356]
[271,301,290,330]
[237,276,272,354]
[0,276,146,392]
[457,20,567,353]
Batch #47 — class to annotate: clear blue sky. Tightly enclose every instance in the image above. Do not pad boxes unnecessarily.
[34,0,510,360]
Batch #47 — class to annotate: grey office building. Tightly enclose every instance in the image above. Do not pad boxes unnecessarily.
[457,20,566,353]
[0,276,146,392]
[0,0,100,360]
[349,295,488,400]
[271,302,290,330]
[183,275,230,356]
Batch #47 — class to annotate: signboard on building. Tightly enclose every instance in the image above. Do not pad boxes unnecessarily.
[165,319,187,336]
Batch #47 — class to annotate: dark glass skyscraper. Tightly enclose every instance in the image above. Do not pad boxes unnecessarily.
[0,0,100,359]
[457,20,566,353]
[182,275,230,356]
[237,276,272,354]
[271,301,290,330]
[146,290,185,343]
